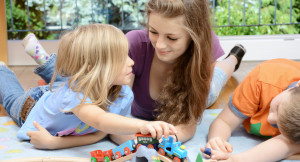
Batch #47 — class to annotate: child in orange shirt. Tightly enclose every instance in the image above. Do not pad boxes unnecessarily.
[201,59,300,162]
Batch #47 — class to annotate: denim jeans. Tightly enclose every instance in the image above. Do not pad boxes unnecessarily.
[0,54,66,126]
[206,67,227,108]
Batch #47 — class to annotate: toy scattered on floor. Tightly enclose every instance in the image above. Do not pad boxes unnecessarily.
[90,134,188,162]
[203,147,211,157]
[131,145,161,162]
[90,139,135,162]
[158,136,187,162]
[135,133,159,150]
[90,149,114,161]
[112,139,136,159]
[196,152,203,162]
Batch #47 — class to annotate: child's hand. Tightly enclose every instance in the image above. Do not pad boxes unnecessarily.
[27,121,57,149]
[200,147,232,161]
[206,137,233,154]
[139,121,177,140]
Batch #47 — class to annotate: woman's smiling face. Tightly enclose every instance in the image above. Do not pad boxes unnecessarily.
[148,12,192,64]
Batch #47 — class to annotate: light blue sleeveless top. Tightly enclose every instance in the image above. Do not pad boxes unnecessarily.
[17,83,133,140]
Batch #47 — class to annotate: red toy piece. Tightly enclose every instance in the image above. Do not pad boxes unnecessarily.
[90,149,114,162]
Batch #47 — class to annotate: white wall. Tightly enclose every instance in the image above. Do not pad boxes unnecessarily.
[218,34,300,61]
[7,34,300,66]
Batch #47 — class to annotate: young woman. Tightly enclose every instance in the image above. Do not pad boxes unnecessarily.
[111,0,246,144]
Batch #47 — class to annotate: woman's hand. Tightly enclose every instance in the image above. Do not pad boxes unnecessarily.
[139,121,177,140]
[27,121,57,149]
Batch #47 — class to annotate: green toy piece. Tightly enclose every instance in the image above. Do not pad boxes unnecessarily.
[196,152,203,162]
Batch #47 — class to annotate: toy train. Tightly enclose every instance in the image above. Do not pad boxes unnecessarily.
[90,134,188,162]
[90,139,136,162]
[135,133,159,150]
[158,136,187,162]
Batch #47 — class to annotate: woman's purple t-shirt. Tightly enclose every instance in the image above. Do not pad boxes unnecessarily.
[126,29,224,120]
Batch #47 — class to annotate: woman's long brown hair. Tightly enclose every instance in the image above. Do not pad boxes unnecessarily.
[147,0,213,125]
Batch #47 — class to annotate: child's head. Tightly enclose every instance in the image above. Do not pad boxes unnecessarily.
[269,86,300,144]
[53,24,133,109]
[146,0,213,125]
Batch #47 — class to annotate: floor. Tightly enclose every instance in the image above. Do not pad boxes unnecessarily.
[0,61,261,117]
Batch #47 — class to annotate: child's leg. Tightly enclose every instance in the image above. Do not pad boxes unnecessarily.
[21,33,66,83]
[34,54,67,83]
[0,63,48,126]
[0,64,27,125]
[22,33,50,65]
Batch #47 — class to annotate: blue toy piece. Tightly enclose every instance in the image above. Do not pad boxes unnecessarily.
[158,136,187,161]
[112,139,136,159]
[203,147,212,157]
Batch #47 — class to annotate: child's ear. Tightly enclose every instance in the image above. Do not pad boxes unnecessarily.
[296,80,300,87]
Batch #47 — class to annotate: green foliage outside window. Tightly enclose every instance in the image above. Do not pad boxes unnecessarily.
[212,0,300,36]
[6,0,58,40]
[5,0,300,40]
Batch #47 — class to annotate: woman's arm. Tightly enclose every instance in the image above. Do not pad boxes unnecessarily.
[27,121,107,149]
[206,105,244,153]
[174,121,197,142]
[208,134,300,162]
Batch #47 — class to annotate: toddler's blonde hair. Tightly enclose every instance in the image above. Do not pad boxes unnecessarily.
[50,24,128,110]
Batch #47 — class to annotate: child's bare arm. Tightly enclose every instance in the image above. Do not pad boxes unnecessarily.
[72,104,177,140]
[206,105,244,153]
[207,134,300,162]
[27,104,176,149]
[27,121,107,149]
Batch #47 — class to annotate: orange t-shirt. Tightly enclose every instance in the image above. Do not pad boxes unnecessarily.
[229,59,300,138]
